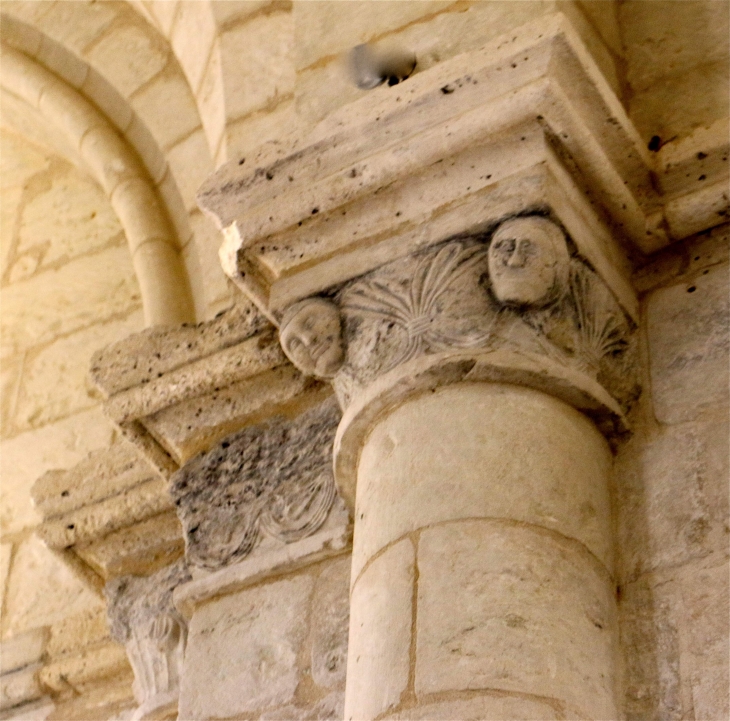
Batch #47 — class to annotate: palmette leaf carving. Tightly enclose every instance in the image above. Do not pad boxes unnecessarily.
[343,242,499,372]
[277,217,638,412]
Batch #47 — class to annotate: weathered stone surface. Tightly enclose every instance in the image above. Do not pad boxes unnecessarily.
[310,556,350,691]
[74,510,183,580]
[677,561,729,720]
[0,664,43,711]
[105,561,190,715]
[2,536,103,639]
[354,382,614,582]
[32,443,157,520]
[141,364,315,465]
[45,607,109,660]
[416,521,617,720]
[615,418,729,581]
[258,692,344,721]
[0,629,48,675]
[89,300,266,397]
[35,475,173,551]
[628,62,729,148]
[178,574,314,718]
[633,223,729,295]
[0,696,54,720]
[345,538,413,721]
[619,569,689,721]
[101,331,287,426]
[14,310,143,433]
[647,262,729,424]
[275,221,638,440]
[105,561,190,646]
[38,641,131,695]
[173,524,350,619]
[171,397,340,570]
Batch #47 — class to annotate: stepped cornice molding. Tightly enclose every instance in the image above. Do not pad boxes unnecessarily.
[200,12,728,328]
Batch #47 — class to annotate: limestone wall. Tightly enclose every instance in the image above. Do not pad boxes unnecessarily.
[617,223,729,719]
[0,129,142,712]
[179,554,350,720]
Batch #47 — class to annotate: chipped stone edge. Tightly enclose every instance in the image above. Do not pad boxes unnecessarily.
[173,525,352,619]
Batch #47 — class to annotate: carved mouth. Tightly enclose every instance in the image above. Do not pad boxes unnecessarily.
[309,340,330,363]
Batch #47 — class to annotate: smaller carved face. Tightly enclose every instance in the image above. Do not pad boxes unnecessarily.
[488,217,569,308]
[279,298,344,379]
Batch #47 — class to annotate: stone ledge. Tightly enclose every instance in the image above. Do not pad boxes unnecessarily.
[30,444,181,586]
[89,301,326,471]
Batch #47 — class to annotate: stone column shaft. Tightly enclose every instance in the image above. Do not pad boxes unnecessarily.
[344,383,618,720]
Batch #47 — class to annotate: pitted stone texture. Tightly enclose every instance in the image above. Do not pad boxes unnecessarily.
[32,444,156,521]
[354,383,613,581]
[344,538,413,721]
[171,397,340,570]
[178,574,314,719]
[310,556,350,691]
[416,521,617,720]
[141,364,314,465]
[647,262,729,424]
[89,300,266,397]
[383,695,561,720]
[105,561,190,646]
[615,418,729,581]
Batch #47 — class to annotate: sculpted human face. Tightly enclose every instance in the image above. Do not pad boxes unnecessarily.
[279,299,344,379]
[488,217,568,308]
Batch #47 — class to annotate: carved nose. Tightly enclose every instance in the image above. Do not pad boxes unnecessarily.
[300,330,316,346]
[506,251,526,268]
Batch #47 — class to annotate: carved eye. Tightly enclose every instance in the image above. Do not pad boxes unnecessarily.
[288,337,302,351]
[518,239,535,256]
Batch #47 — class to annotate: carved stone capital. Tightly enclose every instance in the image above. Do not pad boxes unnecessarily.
[274,216,638,508]
[170,397,345,571]
[105,562,191,721]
